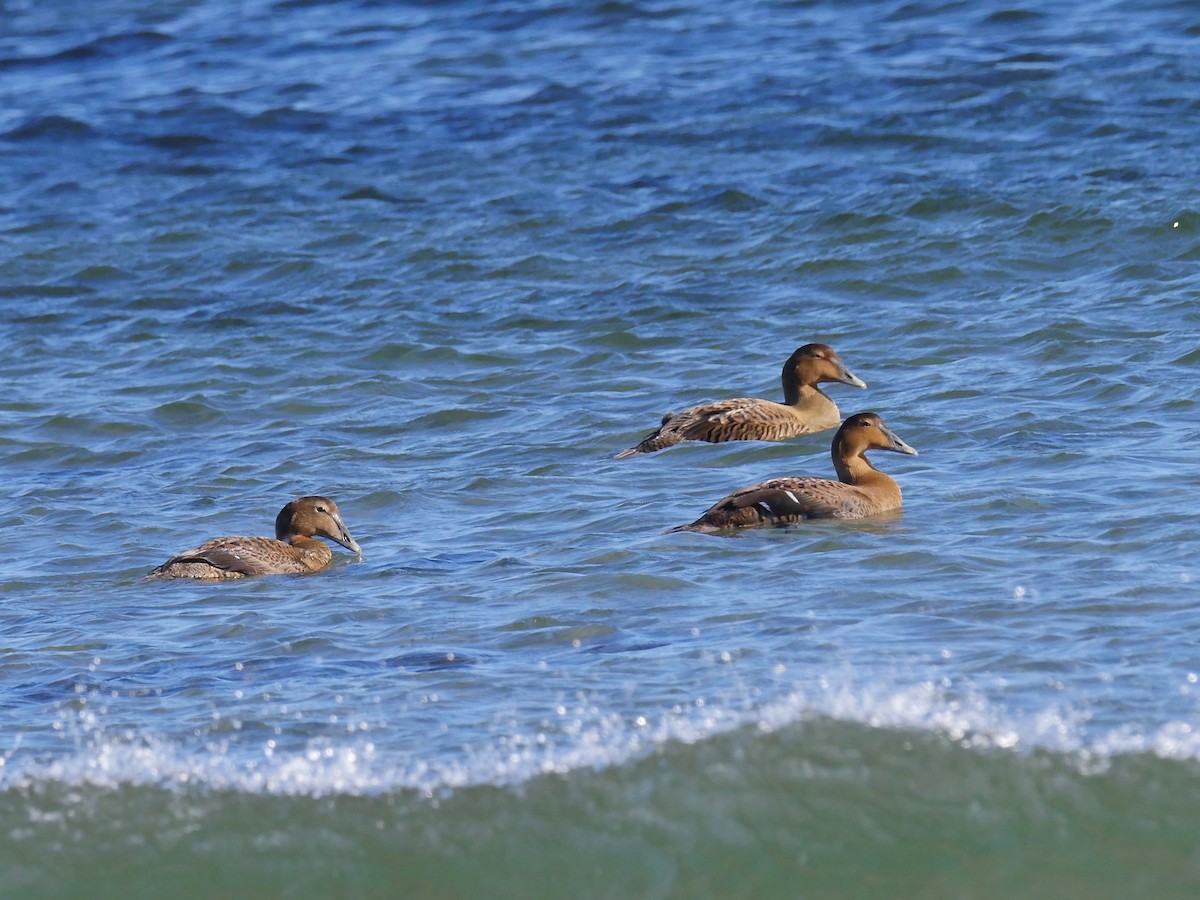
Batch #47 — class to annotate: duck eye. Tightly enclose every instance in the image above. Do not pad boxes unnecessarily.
[317,505,328,514]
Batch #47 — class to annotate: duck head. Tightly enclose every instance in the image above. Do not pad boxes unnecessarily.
[788,343,867,389]
[276,495,363,559]
[835,411,918,458]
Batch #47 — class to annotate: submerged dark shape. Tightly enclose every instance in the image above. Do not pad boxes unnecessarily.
[146,495,362,580]
[615,343,866,458]
[666,412,918,534]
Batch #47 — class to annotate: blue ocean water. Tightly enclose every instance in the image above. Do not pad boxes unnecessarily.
[3,0,1200,895]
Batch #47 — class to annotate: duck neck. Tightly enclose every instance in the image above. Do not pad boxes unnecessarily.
[832,447,865,485]
[783,378,832,410]
[832,450,902,507]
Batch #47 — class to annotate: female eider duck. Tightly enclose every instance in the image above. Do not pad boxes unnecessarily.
[146,495,362,580]
[666,412,917,534]
[615,343,866,458]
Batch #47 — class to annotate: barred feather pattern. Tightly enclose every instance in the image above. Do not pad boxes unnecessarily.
[615,392,840,458]
[666,476,884,533]
[146,535,333,579]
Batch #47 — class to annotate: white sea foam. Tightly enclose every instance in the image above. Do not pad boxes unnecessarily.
[4,674,1199,796]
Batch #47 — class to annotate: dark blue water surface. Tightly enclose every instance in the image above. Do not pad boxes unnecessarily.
[3,1,1200,895]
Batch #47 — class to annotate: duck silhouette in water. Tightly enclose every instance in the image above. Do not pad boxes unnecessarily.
[147,495,362,579]
[666,412,917,533]
[616,343,866,458]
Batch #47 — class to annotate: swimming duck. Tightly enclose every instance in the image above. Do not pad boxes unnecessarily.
[146,495,362,579]
[615,343,866,458]
[666,412,917,533]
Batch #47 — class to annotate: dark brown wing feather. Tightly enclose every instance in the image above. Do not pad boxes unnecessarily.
[675,399,799,442]
[669,477,872,533]
[147,536,315,580]
[618,398,810,456]
[164,548,267,577]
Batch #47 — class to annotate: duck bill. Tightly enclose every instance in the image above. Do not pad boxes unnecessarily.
[882,426,918,456]
[838,366,867,389]
[331,517,364,559]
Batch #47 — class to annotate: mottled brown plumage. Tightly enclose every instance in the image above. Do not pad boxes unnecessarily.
[615,343,866,458]
[666,412,918,534]
[146,495,362,580]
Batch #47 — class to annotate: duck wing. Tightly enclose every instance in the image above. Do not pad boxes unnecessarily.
[670,398,764,439]
[668,477,865,533]
[727,477,862,520]
[149,536,303,578]
[618,397,801,457]
[671,396,823,444]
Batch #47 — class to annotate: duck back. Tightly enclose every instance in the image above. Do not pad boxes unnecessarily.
[147,535,334,580]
